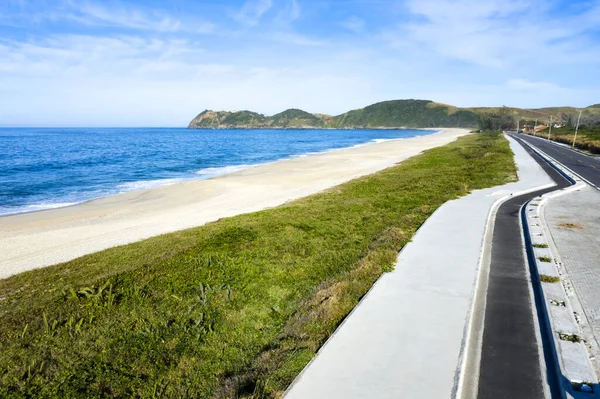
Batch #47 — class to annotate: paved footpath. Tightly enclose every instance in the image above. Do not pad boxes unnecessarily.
[285,137,554,399]
[545,185,600,370]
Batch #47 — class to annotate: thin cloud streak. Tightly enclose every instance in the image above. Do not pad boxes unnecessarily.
[230,0,273,27]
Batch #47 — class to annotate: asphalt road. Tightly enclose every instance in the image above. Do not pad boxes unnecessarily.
[477,137,572,399]
[517,134,600,187]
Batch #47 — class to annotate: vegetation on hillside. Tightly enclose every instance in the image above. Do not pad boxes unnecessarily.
[270,109,325,128]
[0,133,516,398]
[528,125,600,154]
[327,100,479,128]
[189,110,269,128]
[188,100,600,130]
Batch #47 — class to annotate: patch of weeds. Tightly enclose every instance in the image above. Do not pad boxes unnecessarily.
[549,299,565,307]
[382,262,396,273]
[559,332,582,343]
[533,243,549,248]
[540,274,560,283]
[538,256,553,263]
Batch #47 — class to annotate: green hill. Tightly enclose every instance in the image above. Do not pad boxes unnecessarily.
[270,109,325,127]
[188,110,268,128]
[188,100,600,129]
[329,100,479,128]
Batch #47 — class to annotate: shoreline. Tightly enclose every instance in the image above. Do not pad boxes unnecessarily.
[0,128,470,278]
[0,129,437,218]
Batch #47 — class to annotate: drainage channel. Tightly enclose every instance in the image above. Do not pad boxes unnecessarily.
[476,136,572,399]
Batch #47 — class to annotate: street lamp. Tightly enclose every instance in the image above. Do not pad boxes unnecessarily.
[547,116,553,140]
[572,109,583,149]
[533,118,537,136]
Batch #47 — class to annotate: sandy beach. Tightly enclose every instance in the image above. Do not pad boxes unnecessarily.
[0,128,470,278]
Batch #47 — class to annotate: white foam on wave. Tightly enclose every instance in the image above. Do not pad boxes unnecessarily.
[112,165,260,194]
[1,132,433,217]
[372,138,395,143]
[0,201,80,216]
[194,164,259,178]
[117,178,189,192]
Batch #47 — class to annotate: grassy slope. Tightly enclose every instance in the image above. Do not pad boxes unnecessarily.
[0,133,516,398]
[529,126,600,154]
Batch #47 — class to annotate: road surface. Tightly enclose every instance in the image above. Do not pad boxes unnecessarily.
[517,134,600,187]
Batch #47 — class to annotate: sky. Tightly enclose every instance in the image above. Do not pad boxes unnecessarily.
[0,0,599,127]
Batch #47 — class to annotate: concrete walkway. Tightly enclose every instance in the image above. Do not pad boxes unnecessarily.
[284,136,555,399]
[545,185,600,374]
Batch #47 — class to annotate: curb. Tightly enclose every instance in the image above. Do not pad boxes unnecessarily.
[519,141,600,398]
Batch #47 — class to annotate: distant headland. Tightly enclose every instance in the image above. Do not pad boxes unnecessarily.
[188,99,600,129]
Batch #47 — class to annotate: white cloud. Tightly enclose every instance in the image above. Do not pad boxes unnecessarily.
[1,0,599,127]
[230,0,273,27]
[387,0,600,68]
[340,16,365,33]
[0,33,376,126]
[268,31,327,46]
[506,79,567,92]
[276,0,301,24]
[65,1,182,31]
[2,1,216,33]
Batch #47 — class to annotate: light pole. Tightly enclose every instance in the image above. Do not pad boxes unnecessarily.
[572,109,583,149]
[533,118,538,136]
[548,116,553,140]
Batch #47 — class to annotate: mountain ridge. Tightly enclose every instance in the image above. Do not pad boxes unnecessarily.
[188,99,600,129]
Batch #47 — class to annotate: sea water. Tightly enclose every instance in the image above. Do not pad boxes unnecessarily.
[0,127,436,216]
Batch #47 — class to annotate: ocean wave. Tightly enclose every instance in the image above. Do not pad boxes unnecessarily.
[194,164,259,178]
[372,138,395,143]
[1,129,432,217]
[0,201,79,216]
[117,178,189,192]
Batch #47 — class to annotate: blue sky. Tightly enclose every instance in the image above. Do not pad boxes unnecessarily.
[1,0,599,126]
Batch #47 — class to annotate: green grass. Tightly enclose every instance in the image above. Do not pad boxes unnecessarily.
[0,132,516,398]
[538,256,553,263]
[540,274,561,283]
[533,126,600,154]
[533,243,549,248]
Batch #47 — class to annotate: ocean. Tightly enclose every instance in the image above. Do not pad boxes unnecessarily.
[0,127,435,216]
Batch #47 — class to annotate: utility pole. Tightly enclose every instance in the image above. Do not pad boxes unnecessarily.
[548,116,553,140]
[517,119,520,134]
[533,118,538,136]
[572,109,583,148]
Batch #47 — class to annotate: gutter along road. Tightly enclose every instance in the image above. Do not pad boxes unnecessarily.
[476,135,572,399]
